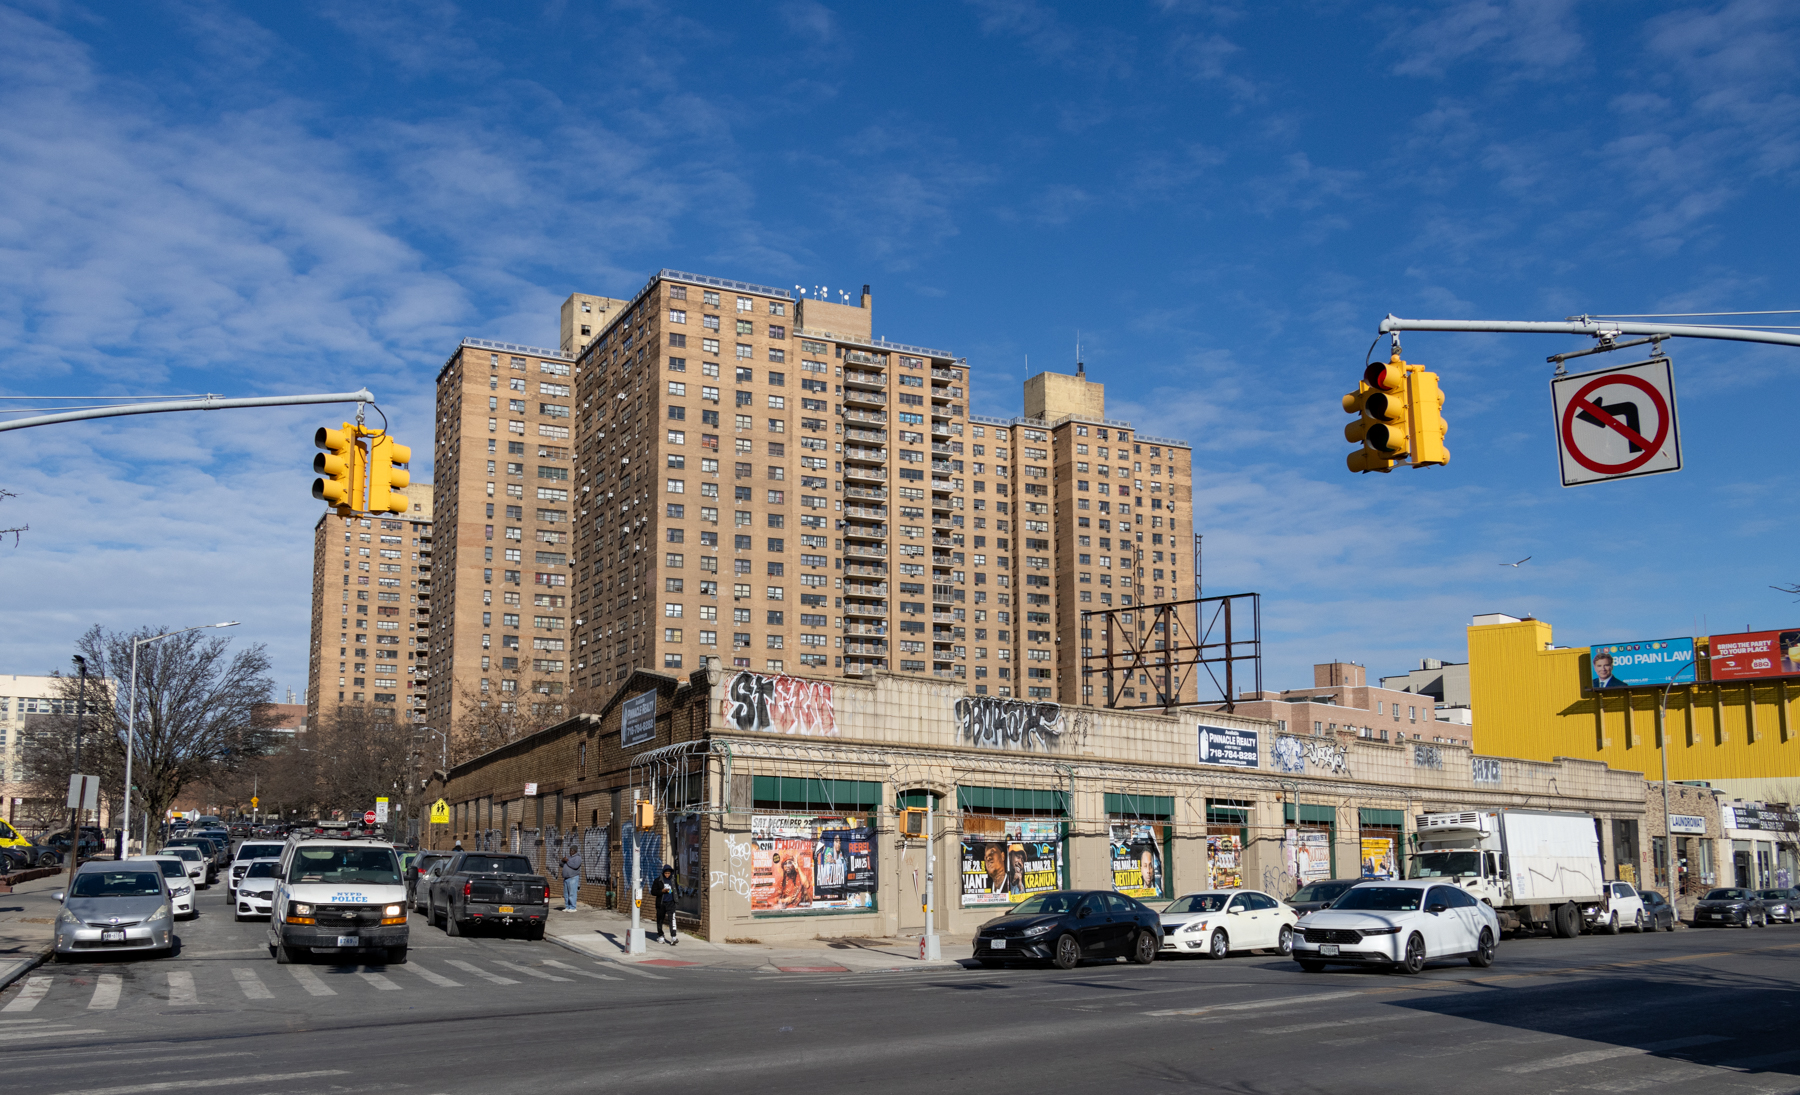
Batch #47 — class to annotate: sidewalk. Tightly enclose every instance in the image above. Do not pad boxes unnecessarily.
[543,903,971,973]
[0,871,67,990]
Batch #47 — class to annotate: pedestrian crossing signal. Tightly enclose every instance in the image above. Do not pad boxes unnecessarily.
[899,808,927,839]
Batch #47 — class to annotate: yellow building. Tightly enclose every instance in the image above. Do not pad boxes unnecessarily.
[1469,614,1800,795]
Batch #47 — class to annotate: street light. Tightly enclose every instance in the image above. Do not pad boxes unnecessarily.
[122,622,239,853]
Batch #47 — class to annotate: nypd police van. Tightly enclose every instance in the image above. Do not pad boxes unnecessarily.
[269,836,410,964]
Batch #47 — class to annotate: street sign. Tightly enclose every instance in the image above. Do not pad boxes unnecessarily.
[66,774,99,811]
[251,796,259,807]
[1551,357,1681,487]
[363,810,377,825]
[430,798,450,824]
[375,797,389,823]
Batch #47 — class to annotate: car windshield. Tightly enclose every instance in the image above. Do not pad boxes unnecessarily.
[1290,882,1355,903]
[1408,851,1481,877]
[1165,893,1230,914]
[1007,892,1080,916]
[245,862,279,879]
[70,871,163,898]
[287,846,401,885]
[1705,889,1750,901]
[149,860,185,878]
[1330,886,1424,912]
[459,856,534,874]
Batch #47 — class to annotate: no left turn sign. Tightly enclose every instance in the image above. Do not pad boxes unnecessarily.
[1550,357,1682,487]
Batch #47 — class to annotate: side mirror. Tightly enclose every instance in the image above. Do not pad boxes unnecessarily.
[1077,905,1093,919]
[53,893,64,902]
[1320,901,1332,910]
[1428,903,1448,914]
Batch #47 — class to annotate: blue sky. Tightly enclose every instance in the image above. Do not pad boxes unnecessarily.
[3,0,1797,701]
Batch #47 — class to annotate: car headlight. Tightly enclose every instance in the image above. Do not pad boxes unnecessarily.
[1361,926,1403,936]
[175,885,192,896]
[292,903,312,915]
[1021,923,1055,936]
[1181,920,1210,932]
[151,905,169,921]
[57,908,79,924]
[384,904,403,918]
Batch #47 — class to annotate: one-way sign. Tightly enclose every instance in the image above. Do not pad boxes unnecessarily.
[1550,357,1682,487]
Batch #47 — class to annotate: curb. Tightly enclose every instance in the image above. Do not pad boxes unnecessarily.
[0,946,53,993]
[541,928,968,974]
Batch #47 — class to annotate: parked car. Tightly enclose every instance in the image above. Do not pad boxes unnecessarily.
[1160,889,1299,958]
[1584,880,1649,933]
[1693,888,1769,927]
[168,835,227,870]
[972,890,1163,969]
[427,852,551,939]
[408,852,451,911]
[1292,879,1499,974]
[53,862,176,960]
[235,860,280,921]
[46,832,105,859]
[0,818,57,866]
[1640,889,1678,931]
[163,845,212,887]
[1284,879,1365,917]
[1756,888,1799,923]
[133,856,197,919]
[227,842,287,898]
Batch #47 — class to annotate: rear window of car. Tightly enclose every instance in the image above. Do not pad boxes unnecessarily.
[1289,881,1354,903]
[287,846,402,885]
[170,848,202,861]
[246,862,279,878]
[237,844,283,860]
[149,860,185,878]
[459,856,534,874]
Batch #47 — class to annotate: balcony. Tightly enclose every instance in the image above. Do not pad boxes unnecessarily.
[932,611,957,623]
[844,504,887,520]
[844,485,887,502]
[844,409,888,426]
[931,367,961,380]
[844,445,887,462]
[845,543,888,559]
[844,464,886,483]
[844,523,887,541]
[844,599,887,618]
[844,350,885,366]
[844,580,887,596]
[931,585,956,604]
[931,460,955,473]
[842,388,887,407]
[845,427,887,444]
[930,386,962,401]
[931,442,955,455]
[931,476,953,490]
[931,534,954,547]
[847,622,887,637]
[931,516,952,529]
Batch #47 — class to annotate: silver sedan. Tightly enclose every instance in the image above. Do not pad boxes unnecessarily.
[54,863,175,960]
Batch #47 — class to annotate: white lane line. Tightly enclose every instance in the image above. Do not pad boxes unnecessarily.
[46,1069,348,1095]
[1255,1015,1408,1035]
[3,977,52,1013]
[357,972,402,991]
[165,972,197,1007]
[0,1027,99,1043]
[286,967,336,997]
[0,1018,52,1025]
[87,975,122,1011]
[491,960,573,982]
[598,960,667,980]
[402,962,463,988]
[542,959,619,981]
[445,959,518,985]
[1502,1035,1732,1074]
[231,969,273,1000]
[1147,991,1365,1017]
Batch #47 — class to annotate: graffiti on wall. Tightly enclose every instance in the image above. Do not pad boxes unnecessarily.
[721,672,837,736]
[710,832,754,901]
[1472,757,1502,786]
[954,696,1065,752]
[1271,734,1349,775]
[1413,744,1444,770]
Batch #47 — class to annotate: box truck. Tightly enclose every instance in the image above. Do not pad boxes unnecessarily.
[1410,809,1605,936]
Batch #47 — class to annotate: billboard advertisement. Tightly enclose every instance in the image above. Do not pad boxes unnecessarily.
[749,814,876,914]
[1707,629,1800,682]
[1360,837,1397,880]
[961,819,1063,907]
[1197,724,1259,768]
[1206,834,1242,890]
[1284,828,1330,885]
[1589,637,1696,690]
[620,689,658,747]
[1109,823,1165,899]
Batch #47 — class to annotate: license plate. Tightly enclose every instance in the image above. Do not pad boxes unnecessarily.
[498,906,515,914]
[101,930,125,943]
[336,935,358,947]
[989,938,1005,949]
[1319,944,1340,957]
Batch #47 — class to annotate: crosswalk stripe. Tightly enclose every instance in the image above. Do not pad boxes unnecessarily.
[357,972,402,991]
[286,967,336,997]
[541,960,619,981]
[88,975,122,1011]
[232,969,273,1000]
[166,972,197,1007]
[0,1026,100,1042]
[491,960,572,982]
[3,977,52,1013]
[445,959,517,985]
[1502,1035,1731,1074]
[403,962,463,988]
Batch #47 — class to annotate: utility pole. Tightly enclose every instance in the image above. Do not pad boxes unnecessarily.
[922,801,940,960]
[65,656,88,890]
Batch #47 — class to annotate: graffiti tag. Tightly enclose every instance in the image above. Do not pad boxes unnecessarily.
[721,672,837,736]
[1413,744,1444,770]
[1472,757,1502,786]
[710,833,753,899]
[954,696,1065,752]
[1272,734,1349,775]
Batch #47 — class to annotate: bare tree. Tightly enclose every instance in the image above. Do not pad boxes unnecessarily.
[447,682,556,766]
[0,488,26,546]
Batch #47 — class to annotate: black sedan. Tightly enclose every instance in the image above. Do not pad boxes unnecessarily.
[1758,887,1800,923]
[1692,888,1768,927]
[1639,889,1679,931]
[972,890,1162,969]
[1286,879,1364,917]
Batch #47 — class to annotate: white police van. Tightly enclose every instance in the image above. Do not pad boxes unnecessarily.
[268,836,410,964]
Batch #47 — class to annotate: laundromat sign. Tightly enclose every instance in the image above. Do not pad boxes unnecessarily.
[1668,815,1707,835]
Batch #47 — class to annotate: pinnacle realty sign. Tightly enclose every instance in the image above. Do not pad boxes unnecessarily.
[1197,724,1259,769]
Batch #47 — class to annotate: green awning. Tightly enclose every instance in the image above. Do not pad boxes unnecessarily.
[957,785,1068,815]
[1104,792,1174,820]
[1283,803,1337,824]
[752,776,882,811]
[1359,808,1404,827]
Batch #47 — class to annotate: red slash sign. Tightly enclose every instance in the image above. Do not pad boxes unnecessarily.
[1560,373,1670,475]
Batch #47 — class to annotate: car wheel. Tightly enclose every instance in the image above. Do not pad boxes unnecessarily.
[386,946,408,965]
[1275,925,1295,956]
[1297,959,1327,973]
[1209,929,1229,960]
[528,923,546,942]
[1052,933,1081,970]
[1664,914,1677,932]
[1603,912,1619,935]
[1468,928,1496,968]
[1633,911,1645,933]
[274,941,295,964]
[1397,932,1426,975]
[1130,930,1158,965]
[446,912,463,937]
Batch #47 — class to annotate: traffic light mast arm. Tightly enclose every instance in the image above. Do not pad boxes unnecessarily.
[0,390,377,433]
[1378,315,1800,352]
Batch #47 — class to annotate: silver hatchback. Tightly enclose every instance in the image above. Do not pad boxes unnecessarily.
[54,863,176,960]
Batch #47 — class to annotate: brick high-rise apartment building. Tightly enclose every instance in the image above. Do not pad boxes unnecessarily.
[305,483,434,730]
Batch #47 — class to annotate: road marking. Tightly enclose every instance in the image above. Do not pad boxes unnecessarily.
[1255,1014,1408,1035]
[601,961,668,980]
[47,1069,349,1095]
[3,977,52,1012]
[403,962,463,988]
[1502,1035,1731,1074]
[87,975,122,1011]
[231,969,272,1000]
[491,960,573,982]
[166,972,197,1006]
[541,960,618,981]
[1716,1048,1800,1072]
[1148,991,1365,1017]
[286,967,336,996]
[356,972,402,991]
[0,1026,98,1043]
[445,959,518,985]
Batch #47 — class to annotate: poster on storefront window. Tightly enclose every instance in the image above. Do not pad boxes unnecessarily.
[750,814,876,914]
[1360,837,1396,879]
[1109,823,1165,898]
[1207,834,1243,890]
[961,819,1063,906]
[1284,828,1330,884]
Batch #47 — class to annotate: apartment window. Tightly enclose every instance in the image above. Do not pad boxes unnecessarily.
[668,430,686,445]
[664,653,683,668]
[665,603,683,618]
[668,406,686,420]
[736,343,753,359]
[703,338,720,355]
[668,333,687,347]
[666,479,684,493]
[668,381,686,396]
[768,395,785,409]
[669,310,687,324]
[736,296,753,313]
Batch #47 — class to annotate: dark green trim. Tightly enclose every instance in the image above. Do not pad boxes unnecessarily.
[752,776,882,811]
[957,785,1068,815]
[1359,808,1404,827]
[1105,792,1174,820]
[1283,803,1337,824]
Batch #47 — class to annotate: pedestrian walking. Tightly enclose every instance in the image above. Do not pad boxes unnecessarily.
[453,838,463,851]
[560,845,583,911]
[650,865,678,944]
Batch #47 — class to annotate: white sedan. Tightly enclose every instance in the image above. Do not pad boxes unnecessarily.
[133,856,197,919]
[1159,889,1299,959]
[165,846,210,888]
[234,860,279,921]
[1292,879,1499,974]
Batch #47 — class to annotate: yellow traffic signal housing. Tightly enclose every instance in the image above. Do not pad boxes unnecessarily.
[313,424,365,513]
[1406,367,1449,467]
[899,808,927,839]
[1344,356,1409,473]
[634,798,656,829]
[366,432,412,514]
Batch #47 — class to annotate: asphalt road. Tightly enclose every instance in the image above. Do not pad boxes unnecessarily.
[5,883,1799,1095]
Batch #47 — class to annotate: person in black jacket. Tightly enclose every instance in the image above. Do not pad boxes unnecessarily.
[650,865,678,944]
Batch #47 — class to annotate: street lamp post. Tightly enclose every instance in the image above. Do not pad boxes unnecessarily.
[122,622,239,854]
[1655,661,1699,897]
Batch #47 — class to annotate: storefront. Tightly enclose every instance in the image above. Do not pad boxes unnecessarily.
[1106,793,1172,901]
[1722,802,1799,890]
[1283,803,1335,886]
[1204,799,1251,890]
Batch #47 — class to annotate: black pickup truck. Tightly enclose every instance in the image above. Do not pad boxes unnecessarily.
[425,852,551,939]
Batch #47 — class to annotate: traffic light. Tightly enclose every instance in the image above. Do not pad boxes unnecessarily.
[1406,366,1449,467]
[366,432,412,514]
[1343,355,1410,473]
[313,424,365,513]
